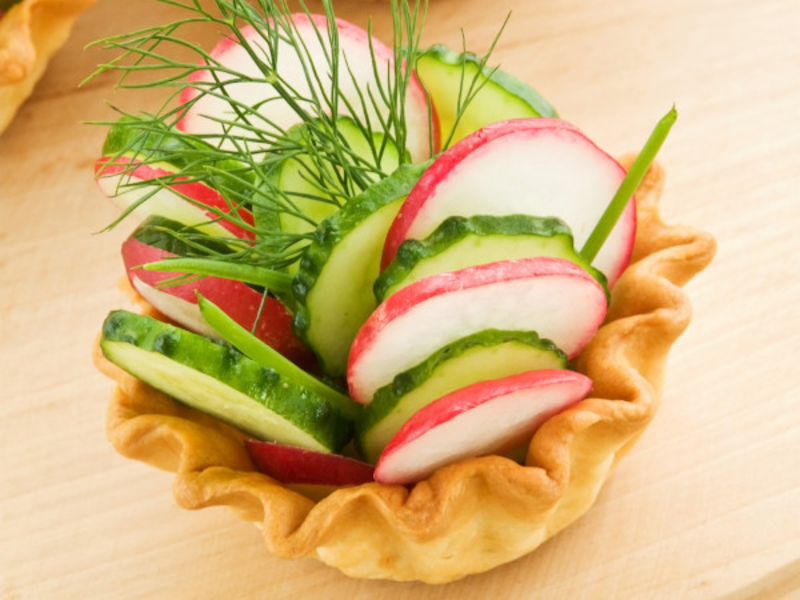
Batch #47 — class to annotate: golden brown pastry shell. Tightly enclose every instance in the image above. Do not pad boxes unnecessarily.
[0,0,95,134]
[93,156,716,583]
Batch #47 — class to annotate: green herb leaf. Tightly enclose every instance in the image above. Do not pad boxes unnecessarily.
[88,0,444,269]
[88,0,507,273]
[144,257,293,294]
[196,293,359,419]
[581,106,678,262]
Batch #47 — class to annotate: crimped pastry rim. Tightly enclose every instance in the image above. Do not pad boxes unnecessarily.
[0,0,95,133]
[93,155,716,583]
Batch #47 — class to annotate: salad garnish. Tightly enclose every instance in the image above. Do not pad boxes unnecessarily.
[85,0,510,281]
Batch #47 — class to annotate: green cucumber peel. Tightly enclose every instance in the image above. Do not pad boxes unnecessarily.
[100,309,353,452]
[415,42,558,150]
[375,214,609,303]
[87,1,530,273]
[291,161,431,377]
[581,106,678,262]
[196,294,360,421]
[420,43,559,118]
[363,329,566,426]
[356,329,568,461]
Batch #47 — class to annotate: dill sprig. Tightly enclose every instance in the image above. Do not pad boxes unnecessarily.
[436,13,512,152]
[88,0,509,286]
[88,0,435,271]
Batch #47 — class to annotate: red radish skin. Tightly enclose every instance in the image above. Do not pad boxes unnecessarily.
[381,118,635,287]
[95,156,255,240]
[246,440,375,487]
[121,235,314,367]
[374,369,592,485]
[347,257,607,405]
[177,14,435,162]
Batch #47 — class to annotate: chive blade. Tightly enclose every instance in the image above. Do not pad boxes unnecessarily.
[581,106,678,262]
[143,257,293,294]
[196,293,360,421]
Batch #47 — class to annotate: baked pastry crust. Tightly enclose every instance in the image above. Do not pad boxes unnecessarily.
[0,0,95,134]
[93,156,716,583]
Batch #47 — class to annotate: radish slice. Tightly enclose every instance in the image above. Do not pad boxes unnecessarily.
[178,15,432,163]
[347,257,607,405]
[121,223,313,367]
[374,369,592,484]
[246,440,375,487]
[95,156,254,240]
[381,118,635,287]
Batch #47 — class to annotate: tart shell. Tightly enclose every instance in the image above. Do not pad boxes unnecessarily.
[93,155,716,583]
[0,0,95,134]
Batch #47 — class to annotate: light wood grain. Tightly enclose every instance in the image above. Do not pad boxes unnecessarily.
[1,0,798,598]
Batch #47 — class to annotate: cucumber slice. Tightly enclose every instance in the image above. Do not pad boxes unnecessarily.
[292,162,430,378]
[100,310,353,452]
[196,294,360,422]
[375,214,609,302]
[276,116,403,248]
[416,44,558,148]
[357,329,567,463]
[348,257,608,404]
[374,369,592,484]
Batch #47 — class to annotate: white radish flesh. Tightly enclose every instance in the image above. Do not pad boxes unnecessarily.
[178,15,432,163]
[374,369,592,484]
[347,257,607,404]
[382,118,634,286]
[95,157,254,240]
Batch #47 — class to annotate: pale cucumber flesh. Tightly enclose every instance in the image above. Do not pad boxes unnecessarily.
[357,329,567,463]
[299,201,403,375]
[416,44,558,147]
[375,214,608,302]
[292,163,429,378]
[348,258,608,404]
[277,116,402,249]
[101,310,353,452]
[196,294,360,421]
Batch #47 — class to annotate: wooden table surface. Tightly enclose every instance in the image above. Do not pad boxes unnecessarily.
[1,0,798,598]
